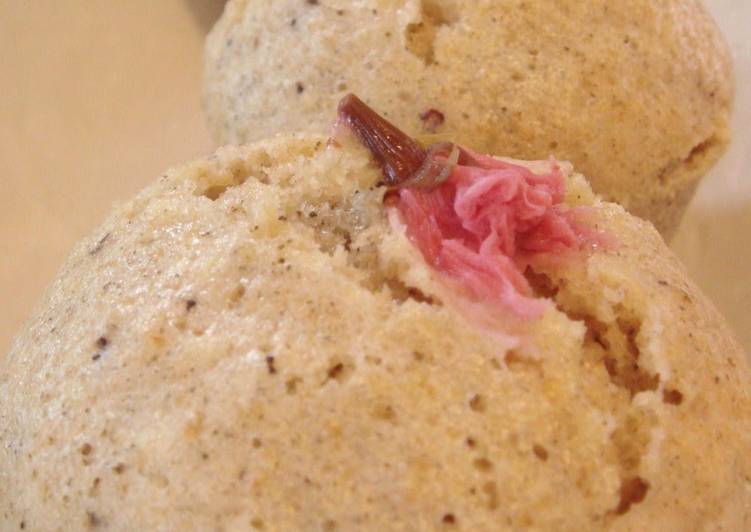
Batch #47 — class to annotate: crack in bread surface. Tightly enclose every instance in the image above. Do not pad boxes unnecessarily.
[190,140,669,520]
[525,267,664,517]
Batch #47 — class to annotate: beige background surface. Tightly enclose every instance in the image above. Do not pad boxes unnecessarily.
[1,1,749,356]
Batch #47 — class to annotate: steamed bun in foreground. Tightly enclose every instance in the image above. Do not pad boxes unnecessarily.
[1,100,750,530]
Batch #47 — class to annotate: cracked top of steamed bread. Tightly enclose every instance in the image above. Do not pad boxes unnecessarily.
[1,135,749,531]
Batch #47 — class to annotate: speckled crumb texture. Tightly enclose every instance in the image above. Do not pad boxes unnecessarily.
[204,0,734,238]
[1,136,750,531]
